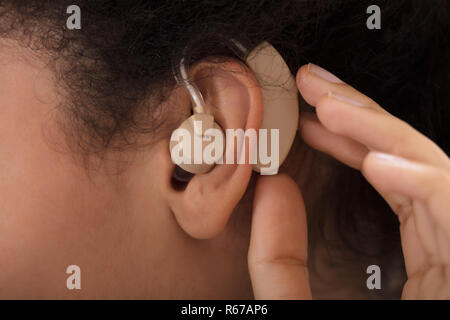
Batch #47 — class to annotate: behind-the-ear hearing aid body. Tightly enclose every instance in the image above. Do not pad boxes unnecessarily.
[170,41,299,175]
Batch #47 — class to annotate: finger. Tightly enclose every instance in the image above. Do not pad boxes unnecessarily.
[248,174,311,300]
[299,112,369,170]
[363,151,450,274]
[297,64,384,112]
[296,64,449,169]
[315,92,450,169]
[362,152,450,232]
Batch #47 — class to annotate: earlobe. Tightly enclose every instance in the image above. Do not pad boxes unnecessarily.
[166,59,264,239]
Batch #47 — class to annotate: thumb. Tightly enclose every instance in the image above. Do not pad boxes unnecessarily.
[248,174,311,299]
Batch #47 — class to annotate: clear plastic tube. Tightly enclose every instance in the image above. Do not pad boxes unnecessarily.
[176,39,249,115]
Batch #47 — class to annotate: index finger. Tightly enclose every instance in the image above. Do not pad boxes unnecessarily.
[297,64,450,169]
[248,174,311,299]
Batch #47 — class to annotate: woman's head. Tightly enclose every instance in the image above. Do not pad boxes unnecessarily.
[0,0,448,298]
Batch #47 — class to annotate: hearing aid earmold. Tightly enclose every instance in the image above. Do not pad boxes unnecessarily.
[170,41,299,175]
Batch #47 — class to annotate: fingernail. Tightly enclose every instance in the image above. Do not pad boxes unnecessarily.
[328,92,365,107]
[308,63,343,83]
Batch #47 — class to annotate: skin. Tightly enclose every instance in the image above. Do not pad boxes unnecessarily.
[0,40,253,299]
[248,64,450,299]
[1,38,448,299]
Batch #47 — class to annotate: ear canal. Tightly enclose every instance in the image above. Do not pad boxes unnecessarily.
[171,165,194,191]
[245,42,299,174]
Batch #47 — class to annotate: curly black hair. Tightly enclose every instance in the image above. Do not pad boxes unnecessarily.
[1,0,449,298]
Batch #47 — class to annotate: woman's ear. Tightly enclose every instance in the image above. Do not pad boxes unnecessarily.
[163,59,264,239]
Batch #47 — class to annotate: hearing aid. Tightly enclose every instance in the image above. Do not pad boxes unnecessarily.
[169,41,299,175]
[169,54,226,175]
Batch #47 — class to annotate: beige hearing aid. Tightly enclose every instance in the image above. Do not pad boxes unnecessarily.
[170,41,299,175]
[246,42,299,173]
[169,54,225,174]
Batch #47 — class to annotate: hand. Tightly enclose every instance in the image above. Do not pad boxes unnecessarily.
[248,63,450,299]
